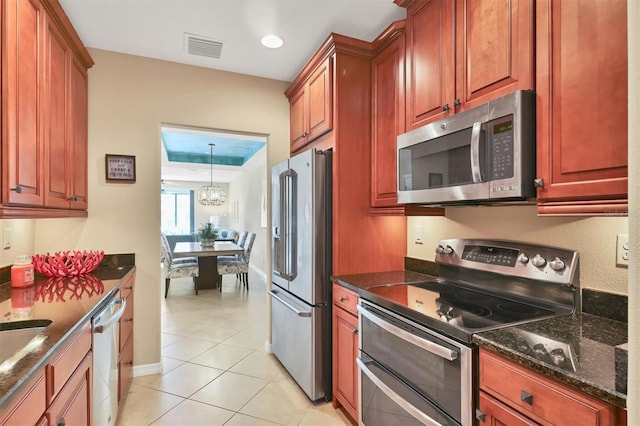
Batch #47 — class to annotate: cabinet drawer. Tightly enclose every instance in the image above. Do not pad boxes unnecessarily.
[46,322,91,404]
[479,350,614,425]
[46,351,92,426]
[119,293,134,352]
[119,335,134,402]
[332,283,358,316]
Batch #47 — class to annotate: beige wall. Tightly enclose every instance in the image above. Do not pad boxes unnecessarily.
[33,49,290,367]
[228,162,269,277]
[0,219,35,268]
[408,206,628,294]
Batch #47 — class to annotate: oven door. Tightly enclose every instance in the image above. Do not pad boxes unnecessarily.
[358,300,473,425]
[358,355,458,426]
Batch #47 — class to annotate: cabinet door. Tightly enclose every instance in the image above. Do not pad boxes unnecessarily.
[371,30,405,209]
[477,391,538,426]
[68,56,89,210]
[332,304,358,421]
[305,57,332,142]
[2,0,45,205]
[43,16,71,209]
[405,0,455,130]
[455,0,534,110]
[46,352,92,426]
[0,372,46,426]
[289,87,307,152]
[535,0,627,214]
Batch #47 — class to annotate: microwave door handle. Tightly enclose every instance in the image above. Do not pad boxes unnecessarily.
[470,121,483,183]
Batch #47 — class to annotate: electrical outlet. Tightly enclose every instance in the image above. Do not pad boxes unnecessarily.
[3,228,11,249]
[616,234,629,267]
[414,226,423,245]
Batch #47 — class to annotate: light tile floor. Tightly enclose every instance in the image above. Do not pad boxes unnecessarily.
[117,275,351,426]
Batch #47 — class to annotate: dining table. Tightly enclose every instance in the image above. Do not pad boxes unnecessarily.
[173,241,244,291]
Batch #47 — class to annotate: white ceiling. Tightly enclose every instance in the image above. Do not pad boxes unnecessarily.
[59,0,406,183]
[58,0,406,82]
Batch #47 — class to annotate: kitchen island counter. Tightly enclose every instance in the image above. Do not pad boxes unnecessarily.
[0,254,135,415]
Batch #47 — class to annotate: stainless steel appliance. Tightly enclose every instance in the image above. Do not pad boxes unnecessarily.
[397,90,536,205]
[358,239,579,425]
[93,296,127,426]
[270,148,332,402]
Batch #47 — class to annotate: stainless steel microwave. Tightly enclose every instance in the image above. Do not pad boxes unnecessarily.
[397,90,536,205]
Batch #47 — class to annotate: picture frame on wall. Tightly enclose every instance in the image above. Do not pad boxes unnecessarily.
[105,154,136,183]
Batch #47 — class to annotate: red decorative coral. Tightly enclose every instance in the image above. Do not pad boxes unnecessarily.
[32,250,105,277]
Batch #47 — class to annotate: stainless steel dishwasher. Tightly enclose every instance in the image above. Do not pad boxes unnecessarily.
[92,296,126,426]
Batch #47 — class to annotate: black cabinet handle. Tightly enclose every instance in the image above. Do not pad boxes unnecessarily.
[454,98,461,107]
[352,328,358,335]
[534,178,544,188]
[521,390,534,405]
[339,297,346,302]
[442,104,450,111]
[475,408,486,422]
[10,185,22,193]
[57,418,66,426]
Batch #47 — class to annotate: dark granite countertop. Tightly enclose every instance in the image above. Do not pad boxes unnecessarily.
[474,313,627,408]
[0,255,135,413]
[332,270,434,293]
[333,266,628,410]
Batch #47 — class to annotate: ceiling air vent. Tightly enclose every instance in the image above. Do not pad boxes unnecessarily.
[184,33,223,59]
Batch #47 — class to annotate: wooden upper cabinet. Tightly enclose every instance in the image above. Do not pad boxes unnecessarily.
[1,0,93,218]
[2,0,46,206]
[371,22,406,210]
[397,0,534,130]
[402,0,454,130]
[287,57,333,152]
[44,16,71,209]
[455,0,534,111]
[68,56,89,210]
[535,0,628,215]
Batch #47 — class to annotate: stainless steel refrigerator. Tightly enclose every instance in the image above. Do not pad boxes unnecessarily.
[270,148,332,402]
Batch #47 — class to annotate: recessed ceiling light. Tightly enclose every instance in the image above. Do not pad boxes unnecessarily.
[261,34,283,49]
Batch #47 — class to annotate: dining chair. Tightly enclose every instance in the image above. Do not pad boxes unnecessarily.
[218,231,248,279]
[160,234,199,298]
[217,232,256,291]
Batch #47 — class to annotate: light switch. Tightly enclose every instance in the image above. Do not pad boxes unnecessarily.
[3,228,11,249]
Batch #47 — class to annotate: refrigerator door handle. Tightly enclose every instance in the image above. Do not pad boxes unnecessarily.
[269,289,311,317]
[280,169,297,281]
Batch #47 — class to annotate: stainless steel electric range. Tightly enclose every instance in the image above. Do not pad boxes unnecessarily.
[357,239,580,426]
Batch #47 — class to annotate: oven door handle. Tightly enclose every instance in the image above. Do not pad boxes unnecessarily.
[357,304,458,361]
[357,358,445,426]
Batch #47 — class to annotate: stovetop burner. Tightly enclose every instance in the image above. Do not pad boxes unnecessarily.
[360,238,579,344]
[366,281,557,332]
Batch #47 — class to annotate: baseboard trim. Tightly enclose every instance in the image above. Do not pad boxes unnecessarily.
[265,340,272,353]
[132,361,163,377]
[250,264,267,282]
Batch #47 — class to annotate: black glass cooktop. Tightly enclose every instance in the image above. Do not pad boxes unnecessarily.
[365,280,560,334]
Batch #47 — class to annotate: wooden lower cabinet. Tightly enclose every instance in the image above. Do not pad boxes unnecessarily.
[332,284,359,423]
[118,271,135,404]
[478,349,625,426]
[46,352,92,426]
[0,372,46,425]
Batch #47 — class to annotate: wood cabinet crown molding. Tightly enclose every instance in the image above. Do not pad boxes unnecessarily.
[41,0,94,69]
[371,20,406,55]
[284,33,372,98]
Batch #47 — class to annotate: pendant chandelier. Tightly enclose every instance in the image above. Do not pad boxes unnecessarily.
[197,143,227,206]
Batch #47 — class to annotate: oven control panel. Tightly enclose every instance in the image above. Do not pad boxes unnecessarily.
[435,239,579,286]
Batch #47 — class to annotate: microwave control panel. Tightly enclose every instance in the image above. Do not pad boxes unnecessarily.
[489,116,514,180]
